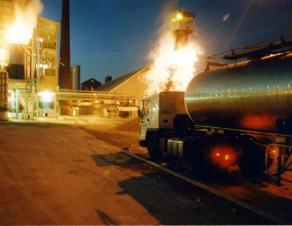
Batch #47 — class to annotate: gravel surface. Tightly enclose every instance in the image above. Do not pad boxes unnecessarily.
[0,121,275,224]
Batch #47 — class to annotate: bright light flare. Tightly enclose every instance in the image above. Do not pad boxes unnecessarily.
[211,146,237,169]
[5,0,43,45]
[176,12,183,21]
[171,12,184,22]
[6,20,33,45]
[145,31,201,96]
[38,91,54,103]
[267,145,279,159]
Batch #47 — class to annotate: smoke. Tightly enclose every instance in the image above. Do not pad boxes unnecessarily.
[6,0,44,44]
[144,2,202,96]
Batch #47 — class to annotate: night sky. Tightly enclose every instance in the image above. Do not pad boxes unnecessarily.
[41,0,292,83]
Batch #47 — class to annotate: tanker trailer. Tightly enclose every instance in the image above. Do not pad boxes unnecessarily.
[139,52,292,184]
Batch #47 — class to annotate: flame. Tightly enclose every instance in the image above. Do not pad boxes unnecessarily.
[5,0,43,45]
[145,14,201,96]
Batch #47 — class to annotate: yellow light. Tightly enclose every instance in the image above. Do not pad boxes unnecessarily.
[5,0,43,45]
[216,152,220,157]
[224,155,230,161]
[6,20,33,45]
[268,145,279,158]
[38,91,54,103]
[145,32,200,95]
[176,13,183,21]
[8,90,14,107]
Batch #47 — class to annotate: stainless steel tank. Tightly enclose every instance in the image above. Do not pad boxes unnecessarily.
[71,64,80,90]
[185,54,292,134]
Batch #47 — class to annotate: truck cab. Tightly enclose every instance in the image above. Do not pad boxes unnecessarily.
[138,92,247,177]
[139,91,187,144]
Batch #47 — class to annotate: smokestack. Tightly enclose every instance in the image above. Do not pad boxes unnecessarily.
[59,0,71,89]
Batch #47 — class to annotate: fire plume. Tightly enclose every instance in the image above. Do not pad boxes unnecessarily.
[145,10,201,96]
[5,0,43,45]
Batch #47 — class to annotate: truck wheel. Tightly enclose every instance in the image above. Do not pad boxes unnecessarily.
[190,141,210,177]
[238,141,265,177]
[146,132,162,160]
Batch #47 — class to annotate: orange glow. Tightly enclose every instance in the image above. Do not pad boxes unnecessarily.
[145,11,202,96]
[240,114,276,131]
[210,146,237,169]
[267,145,279,159]
[5,0,43,45]
[173,12,183,22]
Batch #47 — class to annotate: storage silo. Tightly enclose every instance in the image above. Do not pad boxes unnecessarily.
[71,64,80,90]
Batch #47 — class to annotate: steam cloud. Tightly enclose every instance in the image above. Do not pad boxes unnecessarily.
[144,2,202,96]
[6,0,44,44]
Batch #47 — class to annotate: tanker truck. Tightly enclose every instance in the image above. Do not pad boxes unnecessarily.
[139,37,292,184]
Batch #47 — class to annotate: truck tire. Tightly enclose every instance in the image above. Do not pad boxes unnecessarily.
[146,131,162,160]
[190,141,211,177]
[238,139,265,177]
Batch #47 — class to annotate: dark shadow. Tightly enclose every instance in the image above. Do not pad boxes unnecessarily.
[117,172,275,225]
[91,152,147,172]
[96,209,119,225]
[91,152,276,225]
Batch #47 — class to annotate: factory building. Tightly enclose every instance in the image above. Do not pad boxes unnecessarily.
[0,0,13,120]
[0,0,60,119]
[7,16,59,119]
[81,78,101,91]
[97,66,150,98]
[0,0,142,120]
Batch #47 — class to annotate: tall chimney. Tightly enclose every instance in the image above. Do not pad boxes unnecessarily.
[59,0,71,89]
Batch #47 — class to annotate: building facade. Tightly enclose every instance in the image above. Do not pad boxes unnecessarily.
[97,66,150,98]
[0,0,60,119]
[81,78,101,91]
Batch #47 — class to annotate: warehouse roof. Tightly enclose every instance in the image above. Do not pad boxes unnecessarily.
[96,66,150,92]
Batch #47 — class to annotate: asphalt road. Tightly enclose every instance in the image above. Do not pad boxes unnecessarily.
[0,122,275,224]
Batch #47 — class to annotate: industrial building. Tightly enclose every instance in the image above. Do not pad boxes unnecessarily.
[97,66,150,98]
[81,78,101,91]
[6,16,59,119]
[0,0,59,119]
[0,0,142,120]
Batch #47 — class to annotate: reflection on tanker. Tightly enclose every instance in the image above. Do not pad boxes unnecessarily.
[185,54,292,134]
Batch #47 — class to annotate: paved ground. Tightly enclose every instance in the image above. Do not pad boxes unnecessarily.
[0,121,284,224]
